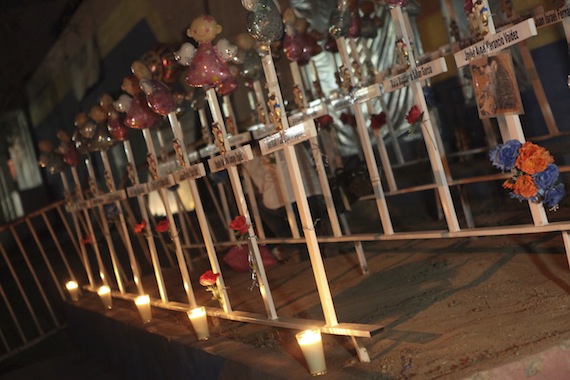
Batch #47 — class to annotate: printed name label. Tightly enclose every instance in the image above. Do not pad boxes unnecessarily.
[259,120,317,155]
[173,163,206,182]
[148,175,176,191]
[208,145,254,173]
[127,184,149,197]
[454,18,537,67]
[383,57,448,92]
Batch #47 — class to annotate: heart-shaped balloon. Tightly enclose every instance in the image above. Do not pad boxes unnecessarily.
[63,144,80,167]
[108,114,129,141]
[88,126,115,152]
[125,93,162,129]
[140,79,175,116]
[39,153,64,175]
[79,120,97,139]
[246,0,284,43]
[72,129,90,155]
[324,34,339,52]
[142,43,182,85]
[348,11,361,38]
[329,5,351,38]
[282,33,304,62]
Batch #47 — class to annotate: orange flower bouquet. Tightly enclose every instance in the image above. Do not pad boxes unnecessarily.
[489,140,565,210]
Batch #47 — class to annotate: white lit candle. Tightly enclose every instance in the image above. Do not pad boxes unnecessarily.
[135,294,152,323]
[65,281,80,301]
[296,329,327,376]
[97,285,113,309]
[187,307,209,340]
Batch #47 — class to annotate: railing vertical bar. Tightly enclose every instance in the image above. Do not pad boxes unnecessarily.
[0,241,44,335]
[24,218,66,300]
[0,284,25,345]
[40,211,77,282]
[8,226,60,328]
[55,204,80,258]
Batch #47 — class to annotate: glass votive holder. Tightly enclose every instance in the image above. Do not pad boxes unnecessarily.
[135,294,152,323]
[296,328,327,376]
[65,281,80,301]
[97,285,113,309]
[187,306,209,340]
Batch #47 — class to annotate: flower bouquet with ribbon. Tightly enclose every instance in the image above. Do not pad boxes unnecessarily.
[489,140,565,210]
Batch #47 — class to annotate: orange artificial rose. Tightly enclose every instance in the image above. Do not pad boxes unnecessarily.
[515,142,554,174]
[199,270,220,286]
[229,215,249,235]
[512,174,538,198]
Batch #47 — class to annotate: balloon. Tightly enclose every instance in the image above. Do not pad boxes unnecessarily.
[107,115,129,141]
[63,145,80,166]
[329,6,351,39]
[386,0,409,8]
[113,94,132,113]
[216,76,238,96]
[246,0,283,43]
[38,153,64,175]
[282,34,304,62]
[72,129,90,155]
[185,42,230,88]
[78,120,97,139]
[124,93,161,129]
[88,126,115,152]
[142,43,182,84]
[140,79,175,116]
[239,49,262,80]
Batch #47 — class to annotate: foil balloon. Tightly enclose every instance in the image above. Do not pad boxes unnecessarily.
[113,94,132,113]
[348,10,361,38]
[183,16,232,88]
[140,79,175,116]
[282,33,304,62]
[329,1,351,39]
[72,129,91,155]
[142,43,182,85]
[324,34,339,52]
[107,114,129,141]
[216,62,239,96]
[239,49,262,80]
[124,93,162,129]
[246,0,284,43]
[56,130,80,166]
[88,126,115,152]
[386,0,409,7]
[38,153,64,175]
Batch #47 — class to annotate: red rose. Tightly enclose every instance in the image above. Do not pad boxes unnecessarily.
[405,105,423,125]
[340,112,357,128]
[81,234,94,245]
[370,112,387,131]
[315,115,334,130]
[134,220,147,234]
[199,270,220,286]
[155,219,169,233]
[229,215,249,235]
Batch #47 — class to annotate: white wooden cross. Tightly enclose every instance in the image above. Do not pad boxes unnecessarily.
[454,3,549,227]
[205,88,277,320]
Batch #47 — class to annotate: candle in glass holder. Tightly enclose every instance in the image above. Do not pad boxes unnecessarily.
[135,294,152,323]
[187,306,209,340]
[296,329,327,376]
[97,285,113,309]
[65,281,80,301]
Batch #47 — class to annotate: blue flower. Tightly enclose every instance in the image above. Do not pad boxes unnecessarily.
[533,164,559,189]
[489,140,522,171]
[542,183,565,209]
